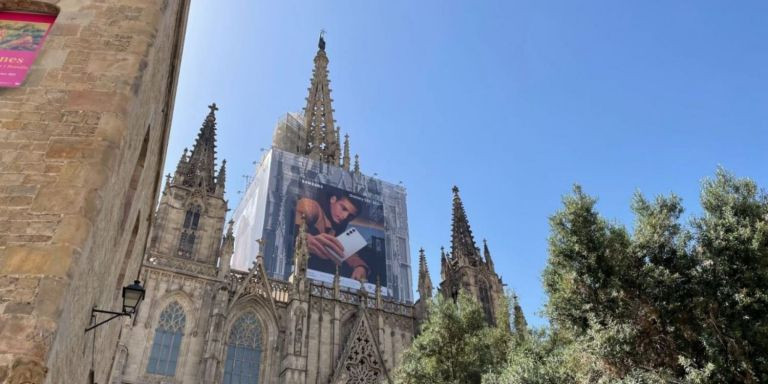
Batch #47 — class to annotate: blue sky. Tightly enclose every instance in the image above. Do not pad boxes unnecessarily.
[166,1,768,325]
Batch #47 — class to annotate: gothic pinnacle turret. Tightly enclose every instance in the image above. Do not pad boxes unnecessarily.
[216,159,227,196]
[450,186,482,266]
[180,103,224,195]
[303,32,339,164]
[342,134,351,171]
[417,248,433,300]
[483,239,495,273]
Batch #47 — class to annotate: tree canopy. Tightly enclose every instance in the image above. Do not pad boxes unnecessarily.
[398,169,768,384]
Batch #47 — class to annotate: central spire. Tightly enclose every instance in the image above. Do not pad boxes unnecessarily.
[450,186,482,265]
[303,32,339,165]
[181,103,222,195]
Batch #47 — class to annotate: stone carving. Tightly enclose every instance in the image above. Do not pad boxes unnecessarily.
[332,309,390,384]
[293,307,306,354]
[338,320,383,383]
[149,255,217,277]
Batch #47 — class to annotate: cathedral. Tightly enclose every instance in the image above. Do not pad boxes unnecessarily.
[109,36,506,384]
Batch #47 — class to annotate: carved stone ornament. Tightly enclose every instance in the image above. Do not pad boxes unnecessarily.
[8,357,47,384]
[331,309,390,384]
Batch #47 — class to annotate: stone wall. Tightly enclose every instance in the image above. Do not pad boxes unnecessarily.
[0,0,190,383]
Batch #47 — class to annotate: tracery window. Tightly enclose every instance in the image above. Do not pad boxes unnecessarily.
[478,281,494,325]
[177,205,201,258]
[223,312,263,384]
[183,206,201,230]
[147,301,186,376]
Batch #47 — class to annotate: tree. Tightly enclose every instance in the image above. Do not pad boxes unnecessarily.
[394,293,510,384]
[541,169,768,383]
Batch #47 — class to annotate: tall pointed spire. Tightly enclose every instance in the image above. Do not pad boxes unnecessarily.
[440,246,447,280]
[483,239,495,273]
[417,248,433,300]
[335,127,342,166]
[215,159,227,196]
[342,134,351,171]
[303,32,338,164]
[218,220,235,278]
[450,186,481,266]
[184,103,220,193]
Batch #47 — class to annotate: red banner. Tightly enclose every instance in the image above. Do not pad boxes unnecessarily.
[0,11,57,88]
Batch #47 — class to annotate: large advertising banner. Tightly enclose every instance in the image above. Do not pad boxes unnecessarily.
[292,179,387,292]
[230,148,412,302]
[0,12,57,88]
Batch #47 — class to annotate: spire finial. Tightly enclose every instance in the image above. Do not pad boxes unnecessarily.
[319,29,326,50]
[208,102,218,113]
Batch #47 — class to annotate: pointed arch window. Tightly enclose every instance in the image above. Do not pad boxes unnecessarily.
[147,301,186,376]
[478,281,494,325]
[223,312,263,384]
[178,205,201,258]
[183,205,201,230]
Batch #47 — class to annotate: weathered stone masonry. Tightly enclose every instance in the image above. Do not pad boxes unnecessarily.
[0,1,189,383]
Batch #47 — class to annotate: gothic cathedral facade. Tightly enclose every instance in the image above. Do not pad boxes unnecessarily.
[110,36,506,384]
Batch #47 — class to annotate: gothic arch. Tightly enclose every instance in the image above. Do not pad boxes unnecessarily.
[182,194,208,213]
[221,298,280,383]
[140,290,197,380]
[477,278,494,324]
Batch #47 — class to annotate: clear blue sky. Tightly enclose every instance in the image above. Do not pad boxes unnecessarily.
[165,1,768,326]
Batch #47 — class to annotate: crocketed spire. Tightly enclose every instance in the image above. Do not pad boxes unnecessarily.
[450,186,482,266]
[417,248,433,300]
[483,239,495,273]
[303,32,339,164]
[180,103,223,195]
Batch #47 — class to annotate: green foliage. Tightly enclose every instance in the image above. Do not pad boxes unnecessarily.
[394,293,510,384]
[401,169,767,384]
[542,168,768,383]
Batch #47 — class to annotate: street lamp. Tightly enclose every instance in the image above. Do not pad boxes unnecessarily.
[85,280,145,333]
[122,280,145,314]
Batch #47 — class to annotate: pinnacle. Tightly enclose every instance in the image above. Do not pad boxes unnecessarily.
[182,102,220,193]
[450,186,481,264]
[303,34,339,165]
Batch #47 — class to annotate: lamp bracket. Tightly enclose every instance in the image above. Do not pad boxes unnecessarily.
[85,306,130,333]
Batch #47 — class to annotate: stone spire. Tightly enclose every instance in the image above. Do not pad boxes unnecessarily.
[303,32,338,164]
[173,148,188,184]
[342,134,351,171]
[182,103,220,193]
[215,159,226,196]
[335,127,342,166]
[292,219,310,295]
[483,239,495,273]
[417,248,433,300]
[450,186,481,266]
[218,220,234,278]
[353,154,360,174]
[440,246,447,280]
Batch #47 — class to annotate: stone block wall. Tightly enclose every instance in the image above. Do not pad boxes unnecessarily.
[0,0,190,383]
